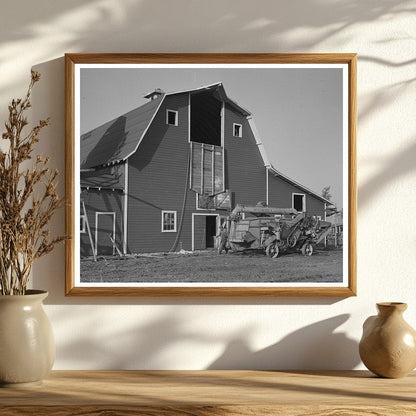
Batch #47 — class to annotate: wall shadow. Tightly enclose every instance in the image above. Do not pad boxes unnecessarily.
[359,137,416,210]
[52,309,359,370]
[54,311,215,369]
[207,314,360,370]
[1,0,413,56]
[1,0,414,98]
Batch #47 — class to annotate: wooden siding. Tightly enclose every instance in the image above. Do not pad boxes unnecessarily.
[80,189,123,257]
[305,193,326,218]
[127,93,196,253]
[267,170,325,217]
[224,105,267,207]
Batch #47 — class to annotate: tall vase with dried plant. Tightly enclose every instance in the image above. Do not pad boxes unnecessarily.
[0,71,66,386]
[0,70,65,295]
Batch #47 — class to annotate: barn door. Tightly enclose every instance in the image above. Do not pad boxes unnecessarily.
[95,212,115,255]
[205,216,217,248]
[193,214,219,251]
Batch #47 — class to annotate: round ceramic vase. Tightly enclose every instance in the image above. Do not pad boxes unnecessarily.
[359,302,416,378]
[0,290,55,387]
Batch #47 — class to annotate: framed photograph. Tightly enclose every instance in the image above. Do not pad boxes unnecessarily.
[65,53,356,296]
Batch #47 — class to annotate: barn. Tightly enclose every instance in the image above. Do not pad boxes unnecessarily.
[80,82,331,256]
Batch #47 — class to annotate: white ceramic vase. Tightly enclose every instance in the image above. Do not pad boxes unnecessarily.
[0,290,55,387]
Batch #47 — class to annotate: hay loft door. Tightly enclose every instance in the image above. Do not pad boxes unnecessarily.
[189,89,225,199]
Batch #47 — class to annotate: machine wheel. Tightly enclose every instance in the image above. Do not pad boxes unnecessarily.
[287,234,297,248]
[266,242,279,258]
[301,243,313,256]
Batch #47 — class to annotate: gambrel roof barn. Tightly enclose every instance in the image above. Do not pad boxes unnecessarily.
[80,82,331,256]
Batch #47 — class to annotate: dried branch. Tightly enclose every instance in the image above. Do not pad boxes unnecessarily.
[0,71,66,295]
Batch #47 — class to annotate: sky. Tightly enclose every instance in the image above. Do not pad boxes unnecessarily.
[80,65,345,208]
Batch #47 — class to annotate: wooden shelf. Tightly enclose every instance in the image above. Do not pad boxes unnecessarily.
[1,370,415,415]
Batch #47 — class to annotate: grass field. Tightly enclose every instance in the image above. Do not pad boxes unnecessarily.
[80,249,343,283]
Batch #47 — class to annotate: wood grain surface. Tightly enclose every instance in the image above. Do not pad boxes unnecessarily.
[1,370,415,415]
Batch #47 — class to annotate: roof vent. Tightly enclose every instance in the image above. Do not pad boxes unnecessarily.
[144,88,165,101]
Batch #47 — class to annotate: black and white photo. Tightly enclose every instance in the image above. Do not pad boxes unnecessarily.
[65,54,356,296]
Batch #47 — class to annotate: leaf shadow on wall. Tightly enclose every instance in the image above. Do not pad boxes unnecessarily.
[207,314,360,370]
[53,310,217,369]
[358,138,416,210]
[356,55,416,211]
[52,307,359,370]
[0,0,414,97]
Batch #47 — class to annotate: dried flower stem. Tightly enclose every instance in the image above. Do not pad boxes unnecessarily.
[0,71,65,295]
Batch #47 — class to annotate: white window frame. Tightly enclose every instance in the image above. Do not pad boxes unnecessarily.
[292,193,306,212]
[233,123,242,138]
[166,109,178,126]
[80,215,87,234]
[161,210,177,232]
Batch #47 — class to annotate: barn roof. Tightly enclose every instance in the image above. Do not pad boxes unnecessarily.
[267,166,332,204]
[80,82,250,170]
[174,82,251,116]
[79,83,334,206]
[80,95,163,170]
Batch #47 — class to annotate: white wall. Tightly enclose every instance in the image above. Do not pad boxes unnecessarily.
[1,0,415,370]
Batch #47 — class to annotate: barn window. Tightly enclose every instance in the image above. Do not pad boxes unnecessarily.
[166,110,178,126]
[233,123,242,137]
[292,193,306,212]
[162,210,177,232]
[80,215,86,233]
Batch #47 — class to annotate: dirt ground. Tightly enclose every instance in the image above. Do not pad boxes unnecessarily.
[80,248,343,283]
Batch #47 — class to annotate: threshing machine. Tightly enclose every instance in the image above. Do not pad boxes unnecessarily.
[227,204,332,258]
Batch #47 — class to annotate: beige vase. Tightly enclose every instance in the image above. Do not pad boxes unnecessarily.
[0,290,55,387]
[359,302,416,378]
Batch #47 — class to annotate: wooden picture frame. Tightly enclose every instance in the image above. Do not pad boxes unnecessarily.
[65,53,356,296]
